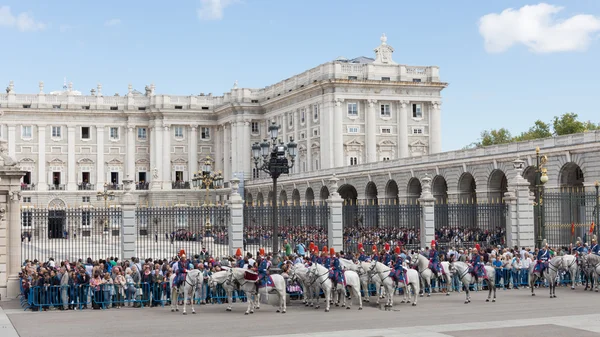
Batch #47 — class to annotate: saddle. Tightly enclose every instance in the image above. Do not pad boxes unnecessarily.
[244,270,259,282]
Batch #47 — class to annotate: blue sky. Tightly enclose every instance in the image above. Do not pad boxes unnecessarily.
[1,1,600,151]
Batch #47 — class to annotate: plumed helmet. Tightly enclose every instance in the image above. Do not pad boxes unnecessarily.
[577,237,582,245]
[235,248,242,257]
[322,246,328,253]
[358,243,364,251]
[180,254,186,259]
[594,235,598,243]
[330,247,335,256]
[431,240,436,247]
[384,243,390,251]
[475,244,481,251]
[179,249,186,257]
[394,246,401,254]
[542,239,548,247]
[259,248,265,256]
[372,245,378,252]
[309,242,315,251]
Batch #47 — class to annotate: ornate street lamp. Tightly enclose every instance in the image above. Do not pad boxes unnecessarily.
[252,122,297,253]
[191,156,224,206]
[97,183,116,233]
[534,146,549,249]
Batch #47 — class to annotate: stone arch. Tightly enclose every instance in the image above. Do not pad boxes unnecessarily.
[257,192,264,206]
[280,190,288,205]
[320,186,330,201]
[305,187,315,204]
[48,198,66,209]
[488,169,508,202]
[559,162,584,187]
[432,175,448,203]
[522,166,536,192]
[338,184,358,202]
[291,189,301,205]
[267,191,274,205]
[384,180,399,203]
[406,177,422,203]
[245,190,253,205]
[365,181,378,201]
[458,172,477,203]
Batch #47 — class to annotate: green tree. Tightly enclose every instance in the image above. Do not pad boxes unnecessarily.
[553,112,587,135]
[478,128,512,147]
[513,120,552,141]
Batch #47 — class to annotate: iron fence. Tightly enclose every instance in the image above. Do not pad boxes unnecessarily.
[21,207,122,262]
[342,199,421,253]
[243,202,329,255]
[434,202,507,248]
[135,205,230,260]
[542,188,599,247]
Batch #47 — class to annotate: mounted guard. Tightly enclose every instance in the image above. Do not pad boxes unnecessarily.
[534,239,550,275]
[257,248,269,288]
[358,243,368,262]
[383,243,392,266]
[371,245,379,261]
[330,250,345,288]
[470,245,487,280]
[391,246,407,285]
[429,240,443,277]
[591,235,600,256]
[322,246,331,268]
[174,249,188,288]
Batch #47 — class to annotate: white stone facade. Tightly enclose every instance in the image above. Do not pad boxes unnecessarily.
[0,35,446,207]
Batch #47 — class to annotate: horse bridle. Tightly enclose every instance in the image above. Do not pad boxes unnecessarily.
[307,265,330,286]
[369,262,391,283]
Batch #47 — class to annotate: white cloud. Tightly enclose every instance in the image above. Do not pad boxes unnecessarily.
[0,6,46,32]
[478,3,600,53]
[104,18,121,27]
[197,0,236,21]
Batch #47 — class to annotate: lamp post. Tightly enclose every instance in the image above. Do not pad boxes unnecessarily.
[191,156,224,206]
[595,181,599,238]
[97,183,116,233]
[252,122,297,254]
[534,147,549,249]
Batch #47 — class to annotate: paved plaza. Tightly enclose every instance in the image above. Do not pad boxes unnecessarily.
[2,286,600,337]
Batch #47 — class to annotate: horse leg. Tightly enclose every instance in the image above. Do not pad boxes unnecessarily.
[191,286,196,314]
[426,278,432,297]
[324,285,331,312]
[226,289,232,311]
[464,284,470,304]
[245,293,252,315]
[170,287,176,312]
[411,282,418,306]
[530,274,536,296]
[182,291,187,315]
[356,285,363,310]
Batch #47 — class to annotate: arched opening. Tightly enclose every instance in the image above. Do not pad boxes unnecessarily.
[256,192,264,206]
[488,169,508,203]
[365,182,378,201]
[291,189,301,205]
[406,178,422,204]
[559,162,584,187]
[384,180,399,204]
[305,188,315,204]
[432,175,448,203]
[458,172,477,203]
[320,186,330,201]
[280,190,288,206]
[245,191,253,205]
[338,184,358,202]
[522,166,536,193]
[267,191,274,205]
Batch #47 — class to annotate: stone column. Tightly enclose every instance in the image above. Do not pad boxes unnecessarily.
[366,99,377,163]
[96,127,105,190]
[223,123,231,181]
[333,99,344,168]
[242,120,251,179]
[292,111,299,174]
[505,159,535,248]
[231,121,238,176]
[120,178,137,258]
[7,126,15,159]
[152,121,164,188]
[419,175,436,247]
[319,102,331,170]
[429,101,442,154]
[67,126,77,190]
[126,124,135,182]
[281,114,287,144]
[214,126,222,173]
[306,106,312,172]
[189,125,198,179]
[228,177,244,256]
[398,100,409,158]
[37,125,47,191]
[162,124,171,189]
[327,175,344,252]
[0,164,25,299]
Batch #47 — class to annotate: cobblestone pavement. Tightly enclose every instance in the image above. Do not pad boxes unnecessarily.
[2,286,600,337]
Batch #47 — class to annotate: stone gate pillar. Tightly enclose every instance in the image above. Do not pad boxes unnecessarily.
[228,177,244,256]
[505,159,535,248]
[419,175,435,248]
[0,146,26,299]
[327,175,343,252]
[121,178,137,259]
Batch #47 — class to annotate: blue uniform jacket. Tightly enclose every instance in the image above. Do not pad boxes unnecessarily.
[323,257,331,269]
[537,249,550,261]
[429,249,439,263]
[592,244,600,255]
[358,254,368,262]
[258,259,268,275]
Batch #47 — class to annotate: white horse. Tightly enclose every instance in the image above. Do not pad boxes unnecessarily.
[309,263,363,310]
[450,261,496,304]
[306,263,333,312]
[560,254,578,290]
[529,256,561,298]
[410,253,452,297]
[229,268,287,314]
[289,263,319,307]
[206,270,238,312]
[169,269,203,315]
[367,260,420,307]
[582,254,600,292]
[339,258,381,302]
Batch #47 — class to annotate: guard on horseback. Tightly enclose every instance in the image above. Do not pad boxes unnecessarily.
[429,240,443,277]
[576,237,586,254]
[534,239,550,275]
[358,243,368,262]
[383,243,392,266]
[471,246,487,280]
[330,250,344,288]
[257,248,269,289]
[322,246,331,268]
[371,245,379,261]
[391,246,406,285]
[174,250,188,288]
[590,235,600,256]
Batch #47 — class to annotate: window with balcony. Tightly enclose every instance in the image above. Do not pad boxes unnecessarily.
[201,127,210,139]
[412,104,422,118]
[138,127,147,140]
[380,104,391,117]
[347,103,358,117]
[175,126,184,139]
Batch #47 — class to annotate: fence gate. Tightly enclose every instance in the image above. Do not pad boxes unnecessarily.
[542,188,600,247]
[244,202,328,255]
[342,199,421,253]
[135,205,230,260]
[21,207,122,262]
[434,201,507,248]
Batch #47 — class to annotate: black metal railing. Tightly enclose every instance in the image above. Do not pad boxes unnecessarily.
[135,205,230,259]
[136,182,149,190]
[342,199,421,252]
[48,184,66,191]
[543,187,599,247]
[172,181,190,189]
[106,184,123,191]
[77,183,95,191]
[21,207,123,262]
[21,184,36,191]
[244,203,329,254]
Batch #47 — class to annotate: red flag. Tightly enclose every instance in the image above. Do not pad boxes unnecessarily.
[590,222,595,234]
[571,222,575,235]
